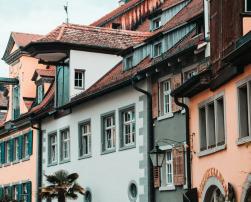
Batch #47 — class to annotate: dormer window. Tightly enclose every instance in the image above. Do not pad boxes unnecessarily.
[74,69,85,89]
[152,17,161,30]
[153,42,162,57]
[245,0,251,12]
[124,55,133,70]
[37,84,44,104]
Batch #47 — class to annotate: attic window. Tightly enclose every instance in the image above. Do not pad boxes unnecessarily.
[153,42,162,57]
[124,56,133,70]
[74,69,85,89]
[37,84,44,104]
[112,23,122,29]
[152,17,161,30]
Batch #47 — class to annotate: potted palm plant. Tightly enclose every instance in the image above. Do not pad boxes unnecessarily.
[40,170,85,202]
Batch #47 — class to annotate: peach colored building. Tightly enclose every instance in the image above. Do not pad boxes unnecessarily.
[0,32,52,202]
[171,0,251,201]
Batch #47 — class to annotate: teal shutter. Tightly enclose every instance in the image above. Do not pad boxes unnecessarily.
[56,66,69,107]
[17,184,22,202]
[28,131,33,156]
[10,139,14,162]
[1,142,5,164]
[18,136,23,160]
[63,66,69,105]
[0,187,3,200]
[7,186,12,199]
[26,182,32,202]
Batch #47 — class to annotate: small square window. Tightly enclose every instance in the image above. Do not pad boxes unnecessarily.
[153,42,162,57]
[74,70,85,89]
[183,69,198,81]
[152,17,161,30]
[23,134,29,159]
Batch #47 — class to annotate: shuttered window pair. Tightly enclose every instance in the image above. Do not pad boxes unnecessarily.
[0,131,33,165]
[0,181,32,202]
[153,146,185,189]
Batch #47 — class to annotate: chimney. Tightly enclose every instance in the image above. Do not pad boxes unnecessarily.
[119,0,129,6]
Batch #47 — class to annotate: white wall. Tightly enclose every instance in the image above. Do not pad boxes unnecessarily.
[41,83,148,202]
[69,50,122,98]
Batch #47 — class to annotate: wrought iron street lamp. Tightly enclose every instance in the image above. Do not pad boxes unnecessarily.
[149,145,166,167]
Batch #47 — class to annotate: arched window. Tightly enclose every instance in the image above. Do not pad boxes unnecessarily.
[204,185,225,202]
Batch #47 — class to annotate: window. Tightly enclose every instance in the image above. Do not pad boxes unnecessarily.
[12,85,20,119]
[5,141,11,163]
[12,185,18,201]
[199,95,225,152]
[102,114,116,152]
[184,68,198,81]
[37,84,44,104]
[124,56,133,70]
[246,0,251,12]
[13,138,19,162]
[79,122,91,157]
[60,129,70,161]
[153,42,162,57]
[120,107,136,148]
[74,70,85,89]
[22,183,28,202]
[112,23,122,29]
[152,17,161,30]
[159,79,172,116]
[23,134,29,158]
[48,133,57,164]
[160,151,174,188]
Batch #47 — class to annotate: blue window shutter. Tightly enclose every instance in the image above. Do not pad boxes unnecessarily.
[17,184,22,201]
[63,66,69,105]
[10,139,14,162]
[18,136,23,160]
[28,131,33,156]
[56,66,64,107]
[27,182,32,202]
[1,142,5,164]
[8,186,12,199]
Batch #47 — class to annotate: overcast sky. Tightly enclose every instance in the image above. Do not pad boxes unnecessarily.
[0,0,118,77]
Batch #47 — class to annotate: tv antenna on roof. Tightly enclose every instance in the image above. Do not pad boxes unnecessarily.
[64,1,69,24]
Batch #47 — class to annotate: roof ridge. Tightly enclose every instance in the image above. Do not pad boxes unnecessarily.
[63,23,152,36]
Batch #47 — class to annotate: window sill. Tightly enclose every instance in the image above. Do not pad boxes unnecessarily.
[59,159,71,165]
[74,87,85,90]
[119,144,136,151]
[47,162,58,167]
[79,154,92,160]
[21,157,30,162]
[101,149,116,155]
[198,144,226,157]
[12,160,20,165]
[152,26,163,32]
[3,163,11,167]
[236,136,251,146]
[157,113,174,121]
[159,185,176,191]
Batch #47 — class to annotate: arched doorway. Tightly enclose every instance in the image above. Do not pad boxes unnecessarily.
[244,186,251,202]
[204,185,225,202]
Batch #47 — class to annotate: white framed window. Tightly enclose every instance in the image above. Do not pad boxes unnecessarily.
[124,55,133,70]
[183,68,198,81]
[22,183,28,202]
[37,84,44,104]
[48,133,57,164]
[159,78,172,117]
[5,141,11,163]
[153,42,162,57]
[245,0,251,12]
[102,114,116,152]
[79,122,91,157]
[121,108,136,147]
[199,94,225,152]
[60,129,70,161]
[152,17,162,30]
[23,134,29,158]
[13,138,19,162]
[74,70,85,89]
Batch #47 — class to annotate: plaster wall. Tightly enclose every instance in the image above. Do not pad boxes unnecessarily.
[41,83,149,202]
[189,65,251,201]
[69,50,122,98]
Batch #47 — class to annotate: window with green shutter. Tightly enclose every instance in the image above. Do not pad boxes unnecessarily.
[17,184,22,202]
[10,139,14,162]
[12,85,20,120]
[18,136,23,160]
[28,131,33,156]
[26,182,32,202]
[56,65,69,107]
[13,138,19,162]
[0,187,3,200]
[1,142,6,164]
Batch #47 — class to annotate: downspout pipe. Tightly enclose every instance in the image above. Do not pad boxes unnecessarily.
[31,121,42,202]
[131,77,155,202]
[173,97,191,190]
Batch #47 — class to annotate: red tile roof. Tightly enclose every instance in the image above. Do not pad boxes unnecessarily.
[90,0,143,27]
[160,0,187,10]
[35,23,152,50]
[32,68,55,81]
[12,32,43,47]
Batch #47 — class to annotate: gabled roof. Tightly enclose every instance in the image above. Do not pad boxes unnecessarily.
[24,23,152,56]
[2,32,43,64]
[32,68,55,81]
[90,0,144,27]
